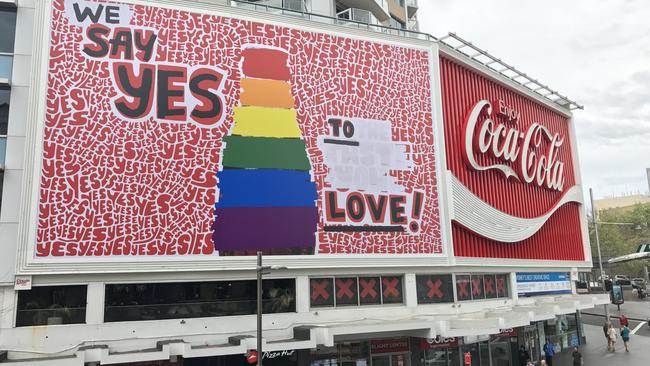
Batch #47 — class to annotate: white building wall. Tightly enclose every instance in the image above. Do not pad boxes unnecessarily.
[0,1,35,286]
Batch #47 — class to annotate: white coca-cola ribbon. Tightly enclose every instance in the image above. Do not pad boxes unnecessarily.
[448,172,583,243]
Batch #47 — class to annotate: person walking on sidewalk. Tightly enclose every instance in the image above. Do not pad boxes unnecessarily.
[602,320,611,343]
[607,323,618,352]
[621,324,631,352]
[620,314,629,327]
[543,340,555,366]
[572,347,583,366]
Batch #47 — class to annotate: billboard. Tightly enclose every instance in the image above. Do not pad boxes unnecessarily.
[440,56,586,261]
[35,0,441,260]
[516,272,572,297]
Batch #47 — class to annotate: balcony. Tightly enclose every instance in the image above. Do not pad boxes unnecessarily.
[406,0,418,18]
[337,8,380,26]
[231,0,306,14]
[337,0,390,21]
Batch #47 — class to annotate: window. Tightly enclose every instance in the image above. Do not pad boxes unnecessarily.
[310,278,334,307]
[455,275,471,301]
[389,17,405,29]
[470,274,485,300]
[0,87,7,211]
[104,279,295,322]
[456,274,510,301]
[0,7,16,81]
[310,276,403,308]
[359,276,381,305]
[416,274,454,304]
[16,286,87,326]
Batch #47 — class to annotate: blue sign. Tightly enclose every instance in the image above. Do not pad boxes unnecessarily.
[570,333,579,347]
[516,272,572,297]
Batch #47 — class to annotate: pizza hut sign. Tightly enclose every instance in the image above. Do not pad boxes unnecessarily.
[464,99,565,191]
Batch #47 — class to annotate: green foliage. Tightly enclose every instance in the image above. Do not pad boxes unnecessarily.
[589,203,650,278]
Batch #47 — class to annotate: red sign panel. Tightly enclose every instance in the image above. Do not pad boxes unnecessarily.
[371,338,410,354]
[439,56,585,261]
[36,0,441,259]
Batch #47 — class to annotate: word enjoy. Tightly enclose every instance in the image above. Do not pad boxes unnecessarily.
[464,99,565,191]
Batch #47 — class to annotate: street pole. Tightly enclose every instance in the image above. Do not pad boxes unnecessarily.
[589,188,610,320]
[257,251,263,366]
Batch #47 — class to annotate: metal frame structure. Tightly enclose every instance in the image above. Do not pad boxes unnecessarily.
[438,33,583,110]
[230,0,583,111]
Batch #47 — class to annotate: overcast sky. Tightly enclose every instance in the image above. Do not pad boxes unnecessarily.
[418,0,650,199]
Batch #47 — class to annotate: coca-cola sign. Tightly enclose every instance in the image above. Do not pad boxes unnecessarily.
[464,99,565,191]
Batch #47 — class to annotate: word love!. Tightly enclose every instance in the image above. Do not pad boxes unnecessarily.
[71,1,226,127]
[464,99,565,191]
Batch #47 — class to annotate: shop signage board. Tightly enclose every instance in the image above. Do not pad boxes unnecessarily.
[14,276,32,290]
[370,338,410,354]
[516,272,572,297]
[420,337,458,349]
[31,0,442,263]
[439,56,588,263]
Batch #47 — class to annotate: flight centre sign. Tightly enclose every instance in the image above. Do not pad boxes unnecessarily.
[35,0,442,260]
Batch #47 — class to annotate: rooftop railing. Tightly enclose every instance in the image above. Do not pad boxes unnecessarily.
[228,0,582,110]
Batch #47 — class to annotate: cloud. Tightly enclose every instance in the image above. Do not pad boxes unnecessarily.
[418,0,650,197]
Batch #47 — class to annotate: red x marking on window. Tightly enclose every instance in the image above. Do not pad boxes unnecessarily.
[359,278,378,299]
[457,280,470,298]
[426,279,443,299]
[484,277,495,295]
[336,279,355,299]
[311,279,330,301]
[497,278,506,295]
[383,277,400,298]
[472,278,482,296]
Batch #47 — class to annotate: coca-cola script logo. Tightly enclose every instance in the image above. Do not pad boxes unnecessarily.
[463,99,565,191]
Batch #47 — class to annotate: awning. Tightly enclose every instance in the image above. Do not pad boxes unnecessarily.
[1,294,610,365]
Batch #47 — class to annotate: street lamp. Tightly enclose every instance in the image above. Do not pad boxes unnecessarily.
[256,251,287,366]
[589,188,610,319]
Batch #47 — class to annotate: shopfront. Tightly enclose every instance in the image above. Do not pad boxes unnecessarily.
[310,338,411,366]
[419,332,517,366]
[512,313,584,365]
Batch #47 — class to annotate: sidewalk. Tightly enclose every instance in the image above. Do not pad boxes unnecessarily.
[554,323,650,366]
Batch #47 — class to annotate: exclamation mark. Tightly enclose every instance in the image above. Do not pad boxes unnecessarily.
[410,191,424,232]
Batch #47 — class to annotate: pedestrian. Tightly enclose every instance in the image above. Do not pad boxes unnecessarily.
[607,323,618,352]
[621,323,630,352]
[572,347,582,366]
[518,345,530,366]
[526,359,535,366]
[602,320,610,342]
[540,356,547,366]
[543,339,555,366]
[620,314,629,327]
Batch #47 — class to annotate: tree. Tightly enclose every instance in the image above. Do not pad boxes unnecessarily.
[589,203,650,278]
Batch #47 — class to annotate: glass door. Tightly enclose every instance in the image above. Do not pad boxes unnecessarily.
[371,353,410,366]
[479,342,490,366]
[489,341,511,366]
[460,343,480,366]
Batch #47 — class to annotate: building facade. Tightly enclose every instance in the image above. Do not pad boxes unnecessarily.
[0,1,606,365]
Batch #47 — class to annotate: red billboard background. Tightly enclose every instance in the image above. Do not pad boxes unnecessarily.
[36,0,441,258]
[440,56,585,261]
